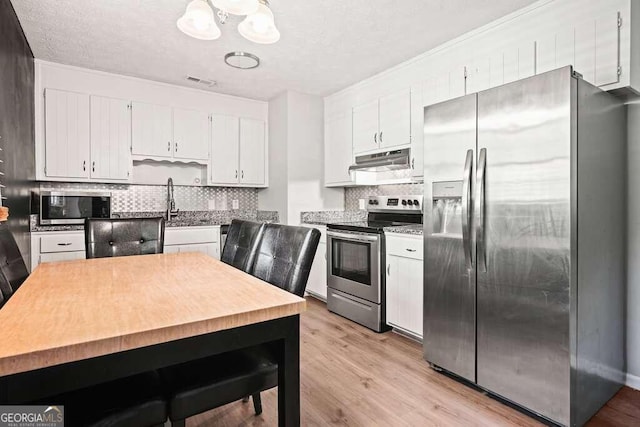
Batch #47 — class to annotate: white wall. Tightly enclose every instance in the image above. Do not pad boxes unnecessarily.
[626,102,640,388]
[260,93,289,222]
[259,91,343,224]
[286,91,343,224]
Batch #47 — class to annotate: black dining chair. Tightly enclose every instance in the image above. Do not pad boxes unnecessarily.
[160,224,321,427]
[220,219,265,272]
[35,371,168,427]
[85,218,165,259]
[0,224,29,307]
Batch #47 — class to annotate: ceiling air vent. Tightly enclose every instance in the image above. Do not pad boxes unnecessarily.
[185,75,217,87]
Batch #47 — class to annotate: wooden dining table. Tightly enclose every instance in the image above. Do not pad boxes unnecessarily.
[0,252,306,426]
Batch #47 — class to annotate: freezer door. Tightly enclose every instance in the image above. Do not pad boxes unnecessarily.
[476,67,572,425]
[423,94,477,382]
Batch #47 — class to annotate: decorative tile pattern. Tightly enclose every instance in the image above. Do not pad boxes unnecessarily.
[344,183,423,210]
[38,182,258,212]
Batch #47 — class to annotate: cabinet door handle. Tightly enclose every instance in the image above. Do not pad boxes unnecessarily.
[235,170,238,179]
[175,142,178,152]
[92,161,95,172]
[82,160,86,171]
[379,132,383,143]
[406,248,416,252]
[241,170,244,179]
[387,264,390,275]
[374,133,377,143]
[411,158,415,169]
[167,141,171,152]
[57,243,72,246]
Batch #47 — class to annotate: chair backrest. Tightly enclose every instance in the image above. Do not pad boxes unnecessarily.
[0,224,29,304]
[250,223,321,297]
[221,219,265,272]
[85,218,165,259]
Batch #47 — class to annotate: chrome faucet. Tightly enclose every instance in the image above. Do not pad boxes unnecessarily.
[167,177,179,221]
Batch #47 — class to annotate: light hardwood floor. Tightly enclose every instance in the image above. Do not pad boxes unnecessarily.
[192,297,640,426]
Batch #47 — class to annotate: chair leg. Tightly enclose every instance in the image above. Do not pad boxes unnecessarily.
[252,393,262,415]
[171,419,186,427]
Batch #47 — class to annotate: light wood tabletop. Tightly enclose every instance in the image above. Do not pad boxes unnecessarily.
[0,252,306,377]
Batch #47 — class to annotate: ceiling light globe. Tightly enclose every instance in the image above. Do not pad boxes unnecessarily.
[210,0,259,16]
[177,0,221,40]
[238,2,280,44]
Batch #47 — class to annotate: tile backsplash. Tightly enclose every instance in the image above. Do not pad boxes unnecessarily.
[344,183,423,210]
[38,182,258,212]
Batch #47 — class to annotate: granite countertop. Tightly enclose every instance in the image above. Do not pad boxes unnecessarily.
[30,210,279,232]
[383,224,424,236]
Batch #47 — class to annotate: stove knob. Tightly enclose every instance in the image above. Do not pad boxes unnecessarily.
[368,200,374,205]
[407,200,413,206]
[413,199,420,206]
[401,200,407,206]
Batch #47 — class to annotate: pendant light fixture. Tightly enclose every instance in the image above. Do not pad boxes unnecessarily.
[177,0,279,44]
[177,0,221,40]
[238,0,280,44]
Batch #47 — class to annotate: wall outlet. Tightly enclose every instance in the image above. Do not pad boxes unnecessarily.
[232,199,239,209]
[359,199,366,210]
[207,199,216,210]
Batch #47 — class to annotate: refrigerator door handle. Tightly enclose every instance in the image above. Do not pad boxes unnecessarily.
[462,149,474,270]
[477,147,487,272]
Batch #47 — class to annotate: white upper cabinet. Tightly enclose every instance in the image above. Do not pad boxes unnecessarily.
[209,115,266,187]
[595,11,621,86]
[173,108,209,161]
[44,89,90,179]
[352,99,379,154]
[536,10,621,87]
[378,90,411,149]
[352,89,411,155]
[131,102,173,158]
[324,111,353,186]
[239,118,266,186]
[410,85,424,178]
[89,96,131,180]
[210,114,240,185]
[132,103,208,163]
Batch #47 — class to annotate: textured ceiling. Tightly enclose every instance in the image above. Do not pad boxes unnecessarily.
[11,0,536,100]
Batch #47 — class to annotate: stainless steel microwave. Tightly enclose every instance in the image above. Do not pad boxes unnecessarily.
[39,191,111,225]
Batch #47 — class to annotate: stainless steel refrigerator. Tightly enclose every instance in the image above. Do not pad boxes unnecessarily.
[422,66,626,426]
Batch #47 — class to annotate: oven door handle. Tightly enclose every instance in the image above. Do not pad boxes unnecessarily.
[326,230,379,243]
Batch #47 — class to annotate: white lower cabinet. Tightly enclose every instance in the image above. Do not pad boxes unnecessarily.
[30,225,221,271]
[164,226,220,259]
[385,233,423,339]
[31,231,86,271]
[302,225,327,300]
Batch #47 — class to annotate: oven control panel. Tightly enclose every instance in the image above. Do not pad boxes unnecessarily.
[367,195,423,211]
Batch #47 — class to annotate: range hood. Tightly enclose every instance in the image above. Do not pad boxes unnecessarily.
[348,148,411,173]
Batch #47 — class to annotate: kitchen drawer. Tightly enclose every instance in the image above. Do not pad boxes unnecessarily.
[40,233,86,253]
[386,234,423,260]
[164,226,219,246]
[40,251,86,263]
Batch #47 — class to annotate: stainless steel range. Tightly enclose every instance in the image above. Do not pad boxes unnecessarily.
[326,195,422,332]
